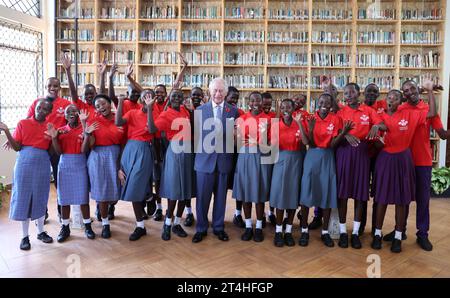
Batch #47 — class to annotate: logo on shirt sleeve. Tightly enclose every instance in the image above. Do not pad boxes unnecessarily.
[360,114,370,125]
[398,119,409,131]
[326,123,335,134]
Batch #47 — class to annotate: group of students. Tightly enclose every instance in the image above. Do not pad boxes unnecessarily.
[0,53,445,255]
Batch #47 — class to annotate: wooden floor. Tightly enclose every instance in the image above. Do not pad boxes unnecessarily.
[1,187,450,278]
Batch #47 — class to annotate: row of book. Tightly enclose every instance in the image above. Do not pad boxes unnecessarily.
[60,50,94,64]
[140,29,177,41]
[60,72,94,86]
[142,74,175,87]
[401,31,441,44]
[401,8,442,20]
[311,9,352,20]
[100,7,135,19]
[357,31,395,44]
[225,52,264,66]
[140,51,177,65]
[268,53,308,66]
[311,53,350,67]
[357,8,396,20]
[100,50,135,64]
[310,75,350,89]
[356,76,395,90]
[106,72,128,86]
[181,30,221,42]
[59,8,94,19]
[269,75,308,89]
[356,54,395,67]
[186,52,221,65]
[400,75,440,87]
[183,5,220,19]
[183,74,218,88]
[225,74,265,89]
[399,51,440,68]
[311,30,352,43]
[267,32,309,43]
[224,7,264,19]
[225,31,265,43]
[141,5,178,19]
[268,9,309,20]
[100,30,136,41]
[59,29,94,41]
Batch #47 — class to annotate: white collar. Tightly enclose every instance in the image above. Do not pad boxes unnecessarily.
[212,101,225,109]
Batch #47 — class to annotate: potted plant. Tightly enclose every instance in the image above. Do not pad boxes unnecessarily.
[431,167,450,198]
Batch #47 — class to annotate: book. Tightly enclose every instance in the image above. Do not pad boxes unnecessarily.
[183,5,220,19]
[100,7,135,19]
[357,30,395,44]
[225,30,265,42]
[311,53,350,67]
[226,51,264,65]
[311,30,352,43]
[100,29,135,41]
[356,53,395,67]
[225,74,264,88]
[267,31,308,43]
[268,8,308,20]
[140,29,177,41]
[225,7,264,19]
[358,8,396,20]
[401,30,441,44]
[402,8,442,20]
[400,50,440,68]
[312,9,352,20]
[356,75,394,90]
[100,50,135,64]
[269,52,308,66]
[269,75,308,89]
[182,30,220,42]
[140,51,177,64]
[141,5,178,19]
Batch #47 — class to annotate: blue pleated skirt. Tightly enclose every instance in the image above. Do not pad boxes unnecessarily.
[270,150,304,210]
[300,148,337,209]
[120,140,153,202]
[232,146,272,203]
[9,146,50,221]
[57,154,89,206]
[160,141,196,201]
[87,145,120,202]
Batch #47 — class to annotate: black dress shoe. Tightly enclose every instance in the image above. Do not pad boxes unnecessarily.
[101,225,111,239]
[299,232,309,247]
[172,224,188,237]
[338,233,349,248]
[254,228,264,242]
[308,217,323,230]
[95,204,101,222]
[284,232,295,247]
[371,235,382,250]
[391,239,402,253]
[20,236,31,250]
[351,234,362,249]
[383,230,407,242]
[321,233,334,247]
[233,214,245,228]
[417,236,433,251]
[241,228,253,241]
[108,204,115,220]
[192,231,207,243]
[268,214,276,226]
[146,199,156,216]
[161,224,171,241]
[37,232,53,243]
[57,225,71,243]
[84,223,96,239]
[184,213,194,227]
[274,232,284,247]
[154,209,163,221]
[129,227,147,241]
[213,230,229,241]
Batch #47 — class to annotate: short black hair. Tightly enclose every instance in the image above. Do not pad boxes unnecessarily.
[94,94,112,104]
[248,91,262,99]
[261,92,273,99]
[227,86,239,94]
[401,79,417,89]
[155,84,167,93]
[387,89,402,98]
[344,82,361,93]
[281,98,295,107]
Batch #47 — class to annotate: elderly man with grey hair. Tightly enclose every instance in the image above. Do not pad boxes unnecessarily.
[192,78,239,243]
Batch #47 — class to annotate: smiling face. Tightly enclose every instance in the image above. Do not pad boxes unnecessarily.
[386,91,402,112]
[35,100,53,121]
[170,90,184,109]
[318,95,332,117]
[280,100,294,122]
[94,97,112,117]
[364,84,380,106]
[402,81,420,105]
[248,93,262,114]
[190,87,204,107]
[64,104,79,125]
[83,85,97,105]
[226,91,239,106]
[128,87,141,103]
[262,97,273,114]
[46,78,61,99]
[292,95,306,110]
[209,80,226,105]
[344,84,360,106]
[155,86,167,104]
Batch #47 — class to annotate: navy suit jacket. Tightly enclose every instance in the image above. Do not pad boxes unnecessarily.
[194,101,239,174]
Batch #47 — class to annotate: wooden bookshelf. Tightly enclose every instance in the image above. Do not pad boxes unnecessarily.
[55,0,446,165]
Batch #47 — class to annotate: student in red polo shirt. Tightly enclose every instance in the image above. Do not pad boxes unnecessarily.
[372,89,430,253]
[1,99,54,250]
[298,93,354,247]
[381,77,438,251]
[292,93,309,120]
[336,83,386,249]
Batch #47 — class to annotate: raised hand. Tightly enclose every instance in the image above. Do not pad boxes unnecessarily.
[184,98,194,111]
[143,92,155,107]
[178,52,188,66]
[109,63,118,78]
[0,121,8,131]
[97,59,107,75]
[2,140,11,150]
[422,73,435,92]
[60,52,72,70]
[343,120,355,134]
[45,123,59,139]
[78,109,89,122]
[85,122,99,134]
[293,113,302,123]
[125,62,134,77]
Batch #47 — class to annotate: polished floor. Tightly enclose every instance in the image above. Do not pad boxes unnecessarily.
[0,187,449,278]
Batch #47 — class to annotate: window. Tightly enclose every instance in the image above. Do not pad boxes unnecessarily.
[0,0,41,17]
[0,20,43,129]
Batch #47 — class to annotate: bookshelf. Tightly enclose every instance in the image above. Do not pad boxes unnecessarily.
[55,0,447,164]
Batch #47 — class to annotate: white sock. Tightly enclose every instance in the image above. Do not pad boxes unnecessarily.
[301,227,309,233]
[245,218,252,228]
[83,218,92,224]
[275,225,282,233]
[352,221,361,235]
[321,230,329,235]
[235,209,241,216]
[339,223,347,234]
[62,219,70,226]
[36,216,45,234]
[22,219,30,238]
[256,219,263,229]
[101,217,109,226]
[136,220,144,228]
[165,217,172,226]
[394,230,402,240]
[285,224,293,233]
[186,207,192,214]
[157,203,162,210]
[375,229,382,237]
[174,216,181,225]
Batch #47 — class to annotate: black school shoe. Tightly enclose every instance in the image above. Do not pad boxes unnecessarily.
[299,232,309,247]
[321,234,334,247]
[417,236,433,251]
[184,213,194,227]
[233,214,245,228]
[383,230,407,241]
[371,235,382,250]
[129,227,147,241]
[161,224,171,241]
[57,225,71,243]
[172,224,188,237]
[101,225,111,239]
[20,236,31,250]
[241,228,253,241]
[308,217,323,230]
[391,239,402,253]
[338,233,349,248]
[84,223,96,239]
[284,233,295,246]
[274,232,284,247]
[154,209,163,221]
[37,232,53,243]
[351,234,362,249]
[254,228,264,242]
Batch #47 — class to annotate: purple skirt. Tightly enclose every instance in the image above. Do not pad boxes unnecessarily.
[336,141,370,201]
[374,149,415,206]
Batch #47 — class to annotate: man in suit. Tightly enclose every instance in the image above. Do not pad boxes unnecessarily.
[192,78,239,243]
